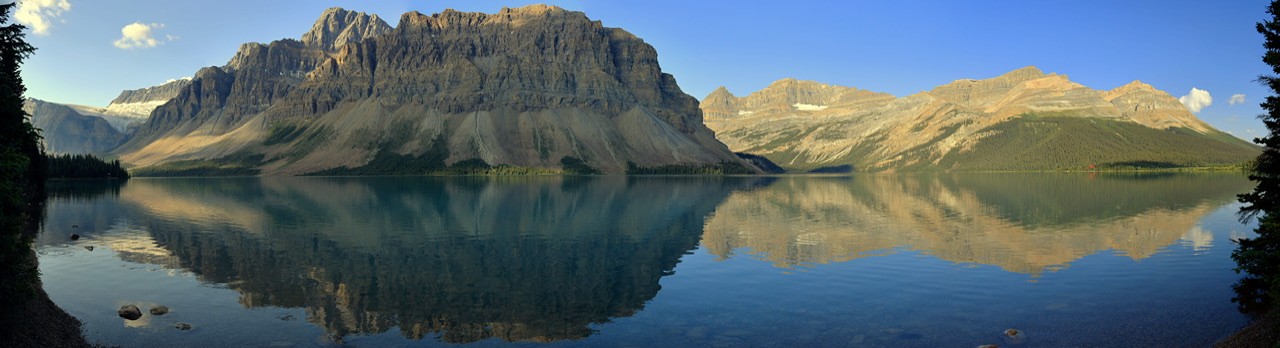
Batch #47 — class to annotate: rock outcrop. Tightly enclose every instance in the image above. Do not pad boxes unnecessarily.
[1102,80,1212,132]
[115,5,751,175]
[704,67,1258,172]
[300,7,393,52]
[24,99,126,155]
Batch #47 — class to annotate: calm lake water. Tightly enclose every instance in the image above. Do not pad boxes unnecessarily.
[35,174,1258,347]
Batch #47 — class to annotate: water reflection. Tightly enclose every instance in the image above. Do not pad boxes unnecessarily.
[701,174,1251,273]
[114,177,755,343]
[35,173,1254,346]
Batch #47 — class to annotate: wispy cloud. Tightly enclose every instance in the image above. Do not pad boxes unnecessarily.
[1179,88,1212,113]
[1229,93,1246,106]
[16,0,71,35]
[114,22,172,49]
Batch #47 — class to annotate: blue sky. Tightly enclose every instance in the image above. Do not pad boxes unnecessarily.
[13,0,1274,139]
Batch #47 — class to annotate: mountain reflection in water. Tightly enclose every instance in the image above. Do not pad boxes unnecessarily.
[35,173,1253,346]
[75,177,753,343]
[702,174,1248,273]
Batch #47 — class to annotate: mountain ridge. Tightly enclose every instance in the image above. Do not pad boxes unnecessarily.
[24,98,126,155]
[704,66,1258,172]
[115,5,753,175]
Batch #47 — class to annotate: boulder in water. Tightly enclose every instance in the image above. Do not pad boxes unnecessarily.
[117,305,141,320]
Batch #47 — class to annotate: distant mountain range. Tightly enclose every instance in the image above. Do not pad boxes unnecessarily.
[26,78,190,155]
[703,67,1259,172]
[23,6,1260,174]
[23,99,125,155]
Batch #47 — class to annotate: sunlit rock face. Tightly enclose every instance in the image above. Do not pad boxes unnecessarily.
[703,67,1258,172]
[108,176,755,343]
[700,174,1251,274]
[116,5,749,174]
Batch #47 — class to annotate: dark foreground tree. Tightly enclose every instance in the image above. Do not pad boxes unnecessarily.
[0,0,40,302]
[1238,0,1280,314]
[0,3,87,347]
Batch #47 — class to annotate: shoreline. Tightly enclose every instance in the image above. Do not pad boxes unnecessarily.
[0,248,91,348]
[1216,310,1279,347]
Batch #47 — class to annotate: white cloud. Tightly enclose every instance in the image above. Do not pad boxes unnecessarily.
[1179,88,1213,113]
[113,22,170,49]
[1229,94,1246,106]
[16,0,71,35]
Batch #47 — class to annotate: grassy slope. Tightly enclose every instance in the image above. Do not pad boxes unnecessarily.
[933,116,1260,172]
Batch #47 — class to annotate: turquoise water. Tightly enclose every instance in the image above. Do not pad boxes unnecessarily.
[35,174,1257,347]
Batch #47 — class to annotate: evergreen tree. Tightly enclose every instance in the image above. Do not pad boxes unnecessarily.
[0,1,41,304]
[0,2,39,190]
[1237,0,1280,308]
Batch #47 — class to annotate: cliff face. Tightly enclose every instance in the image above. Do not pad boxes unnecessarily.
[300,7,393,52]
[704,67,1258,172]
[24,99,126,155]
[116,5,750,175]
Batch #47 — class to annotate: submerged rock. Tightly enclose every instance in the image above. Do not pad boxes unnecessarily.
[979,345,999,348]
[68,234,79,240]
[149,306,169,315]
[117,305,142,320]
[173,322,192,330]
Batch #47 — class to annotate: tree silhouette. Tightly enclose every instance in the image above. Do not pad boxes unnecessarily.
[1237,0,1280,312]
[0,0,42,308]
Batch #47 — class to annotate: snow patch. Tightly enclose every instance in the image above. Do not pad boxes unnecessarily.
[793,103,828,111]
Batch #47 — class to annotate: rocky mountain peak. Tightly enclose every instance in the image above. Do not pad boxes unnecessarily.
[999,66,1045,80]
[1100,80,1211,132]
[929,66,1051,108]
[708,86,734,98]
[300,7,392,52]
[396,4,584,32]
[500,4,568,15]
[119,5,750,175]
[1102,80,1159,100]
[701,86,740,119]
[1017,74,1082,91]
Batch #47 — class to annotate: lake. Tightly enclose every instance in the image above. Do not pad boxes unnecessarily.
[34,173,1258,347]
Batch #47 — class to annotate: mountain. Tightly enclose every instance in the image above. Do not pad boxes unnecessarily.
[115,5,753,175]
[67,78,192,132]
[103,78,193,118]
[24,99,126,155]
[703,67,1260,172]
